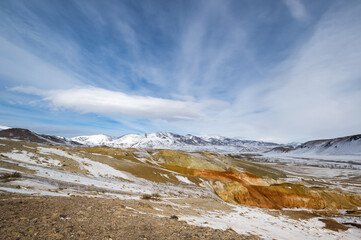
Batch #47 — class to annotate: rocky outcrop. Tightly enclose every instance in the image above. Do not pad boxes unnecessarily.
[177,165,361,210]
[208,174,361,210]
[155,150,361,210]
[193,168,276,186]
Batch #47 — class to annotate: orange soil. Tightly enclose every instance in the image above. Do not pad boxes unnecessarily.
[192,169,361,210]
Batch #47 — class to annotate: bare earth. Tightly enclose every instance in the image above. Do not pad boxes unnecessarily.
[0,193,259,240]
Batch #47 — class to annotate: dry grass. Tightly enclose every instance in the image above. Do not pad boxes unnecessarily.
[0,172,21,182]
[225,154,287,179]
[319,218,349,231]
[154,149,224,171]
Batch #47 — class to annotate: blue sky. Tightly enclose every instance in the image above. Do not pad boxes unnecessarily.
[0,0,360,143]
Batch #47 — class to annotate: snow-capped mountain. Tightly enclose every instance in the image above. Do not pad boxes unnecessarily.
[70,132,280,153]
[268,134,361,156]
[71,134,113,146]
[1,125,360,155]
[292,134,361,155]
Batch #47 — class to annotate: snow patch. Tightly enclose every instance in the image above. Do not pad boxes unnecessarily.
[179,204,361,240]
[175,175,195,185]
[37,147,134,180]
[2,150,62,167]
[0,125,11,130]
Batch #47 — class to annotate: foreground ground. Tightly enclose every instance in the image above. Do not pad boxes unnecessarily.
[0,193,257,240]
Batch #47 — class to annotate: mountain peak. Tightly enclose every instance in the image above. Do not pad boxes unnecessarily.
[70,132,279,153]
[71,134,113,146]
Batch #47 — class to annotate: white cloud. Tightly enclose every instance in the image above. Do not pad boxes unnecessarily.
[283,0,308,21]
[11,86,226,121]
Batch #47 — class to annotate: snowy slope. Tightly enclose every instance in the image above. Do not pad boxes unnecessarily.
[71,134,113,146]
[0,125,11,130]
[71,132,279,153]
[292,134,361,155]
[266,134,361,156]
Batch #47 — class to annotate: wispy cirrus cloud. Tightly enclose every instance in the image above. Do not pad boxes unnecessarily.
[283,0,309,22]
[0,37,81,89]
[206,1,361,142]
[1,0,361,142]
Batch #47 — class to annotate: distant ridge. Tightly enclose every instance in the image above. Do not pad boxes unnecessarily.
[1,126,360,155]
[0,128,81,146]
[269,134,361,155]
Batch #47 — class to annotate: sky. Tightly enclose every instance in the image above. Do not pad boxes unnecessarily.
[0,0,360,143]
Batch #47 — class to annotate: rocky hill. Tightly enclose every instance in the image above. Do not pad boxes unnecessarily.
[0,128,81,146]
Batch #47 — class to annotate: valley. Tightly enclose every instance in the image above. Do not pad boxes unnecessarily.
[0,130,360,239]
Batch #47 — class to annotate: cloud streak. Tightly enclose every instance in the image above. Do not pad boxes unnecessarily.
[283,0,308,21]
[11,86,226,121]
[0,37,81,89]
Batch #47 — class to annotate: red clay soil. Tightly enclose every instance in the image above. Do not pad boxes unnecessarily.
[193,169,269,186]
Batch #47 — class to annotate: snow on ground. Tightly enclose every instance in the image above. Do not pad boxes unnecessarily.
[0,137,21,141]
[175,175,195,185]
[1,140,360,239]
[253,153,361,192]
[179,203,361,240]
[90,152,114,158]
[0,167,19,173]
[0,186,38,195]
[264,151,361,162]
[23,145,36,150]
[1,150,213,200]
[159,173,169,179]
[37,147,134,180]
[2,150,62,167]
[0,186,71,197]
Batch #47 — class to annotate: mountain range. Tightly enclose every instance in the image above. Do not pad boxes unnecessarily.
[70,132,280,153]
[0,126,360,155]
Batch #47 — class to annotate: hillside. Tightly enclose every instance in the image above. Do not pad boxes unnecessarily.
[0,128,81,146]
[292,134,361,155]
[1,137,360,239]
[268,134,361,157]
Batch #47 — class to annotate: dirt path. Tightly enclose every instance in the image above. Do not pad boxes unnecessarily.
[0,193,258,240]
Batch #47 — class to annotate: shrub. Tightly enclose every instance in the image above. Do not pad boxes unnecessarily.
[0,172,21,179]
[141,193,161,200]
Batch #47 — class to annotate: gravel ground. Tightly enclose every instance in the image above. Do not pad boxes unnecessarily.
[0,193,259,240]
